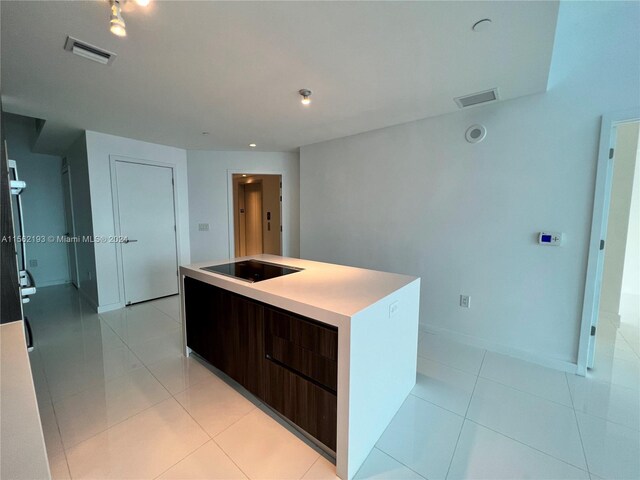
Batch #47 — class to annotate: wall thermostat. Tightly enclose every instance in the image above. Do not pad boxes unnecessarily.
[465,124,487,143]
[538,232,563,246]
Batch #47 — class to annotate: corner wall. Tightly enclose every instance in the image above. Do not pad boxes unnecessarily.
[299,1,640,368]
[85,131,190,311]
[65,132,98,306]
[4,113,70,287]
[187,150,299,262]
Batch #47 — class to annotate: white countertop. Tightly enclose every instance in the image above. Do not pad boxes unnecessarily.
[180,255,418,324]
[0,321,51,480]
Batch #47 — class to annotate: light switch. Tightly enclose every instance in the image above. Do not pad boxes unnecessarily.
[198,223,210,232]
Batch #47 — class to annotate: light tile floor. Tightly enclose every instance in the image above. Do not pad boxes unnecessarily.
[25,285,639,479]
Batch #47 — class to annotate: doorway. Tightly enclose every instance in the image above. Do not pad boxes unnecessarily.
[232,174,282,257]
[61,162,79,288]
[113,159,179,305]
[578,110,640,373]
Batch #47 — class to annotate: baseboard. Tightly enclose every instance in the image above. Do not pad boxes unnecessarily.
[97,302,124,314]
[420,324,579,375]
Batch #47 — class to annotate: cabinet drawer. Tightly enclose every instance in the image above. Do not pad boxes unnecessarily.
[263,359,337,451]
[265,307,338,392]
[265,308,338,361]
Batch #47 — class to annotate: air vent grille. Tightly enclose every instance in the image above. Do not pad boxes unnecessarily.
[64,36,116,65]
[454,88,499,108]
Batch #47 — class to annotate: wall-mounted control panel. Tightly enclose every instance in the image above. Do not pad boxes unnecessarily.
[538,232,563,246]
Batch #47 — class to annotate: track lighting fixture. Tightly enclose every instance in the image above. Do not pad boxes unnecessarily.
[109,0,126,37]
[109,0,151,37]
[299,89,312,105]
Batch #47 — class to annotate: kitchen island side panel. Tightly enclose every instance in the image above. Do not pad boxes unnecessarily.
[343,279,421,480]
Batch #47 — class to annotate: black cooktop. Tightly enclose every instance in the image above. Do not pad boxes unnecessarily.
[201,259,303,283]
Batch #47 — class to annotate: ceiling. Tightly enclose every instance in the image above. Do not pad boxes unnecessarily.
[1,1,559,154]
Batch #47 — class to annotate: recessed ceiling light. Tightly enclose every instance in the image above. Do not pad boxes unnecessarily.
[242,174,247,177]
[249,143,257,148]
[299,89,312,105]
[472,18,492,32]
[135,0,151,6]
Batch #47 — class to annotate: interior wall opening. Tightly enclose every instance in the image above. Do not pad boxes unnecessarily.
[232,173,282,257]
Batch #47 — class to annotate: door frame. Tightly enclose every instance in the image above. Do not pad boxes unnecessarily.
[226,169,286,259]
[61,161,79,288]
[577,107,640,375]
[109,155,181,307]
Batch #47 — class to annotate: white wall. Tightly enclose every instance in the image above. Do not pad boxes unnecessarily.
[187,150,299,262]
[621,140,640,297]
[4,113,70,287]
[601,123,639,318]
[85,131,190,311]
[64,132,98,306]
[299,1,640,369]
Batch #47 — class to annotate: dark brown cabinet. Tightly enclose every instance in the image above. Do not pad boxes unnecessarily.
[183,277,338,451]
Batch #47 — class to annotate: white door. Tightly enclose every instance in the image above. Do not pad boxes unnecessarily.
[61,166,79,287]
[115,161,178,304]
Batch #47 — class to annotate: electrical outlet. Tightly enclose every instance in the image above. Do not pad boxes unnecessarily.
[198,223,210,232]
[389,301,399,318]
[29,259,38,267]
[460,295,470,308]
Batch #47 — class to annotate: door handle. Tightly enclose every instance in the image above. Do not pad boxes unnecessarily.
[123,239,138,244]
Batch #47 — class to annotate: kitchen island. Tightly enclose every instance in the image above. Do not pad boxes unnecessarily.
[180,255,420,480]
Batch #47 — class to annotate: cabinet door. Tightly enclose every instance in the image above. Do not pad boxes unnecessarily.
[209,285,233,372]
[229,294,264,397]
[263,306,338,450]
[183,277,213,361]
[264,307,338,392]
[263,360,337,451]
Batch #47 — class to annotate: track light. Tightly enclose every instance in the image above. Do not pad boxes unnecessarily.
[299,89,312,105]
[110,0,126,37]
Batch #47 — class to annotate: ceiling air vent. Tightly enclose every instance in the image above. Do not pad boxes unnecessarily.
[64,36,116,65]
[454,88,499,108]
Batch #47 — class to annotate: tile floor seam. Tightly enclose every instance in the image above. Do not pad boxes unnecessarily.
[45,399,72,479]
[443,350,485,480]
[47,361,149,405]
[462,417,591,474]
[169,388,218,442]
[298,452,323,479]
[617,328,639,354]
[565,372,592,475]
[150,436,211,480]
[210,436,253,480]
[32,348,55,410]
[476,373,574,409]
[407,392,465,418]
[415,351,482,377]
[209,404,259,440]
[372,446,428,480]
[99,309,181,352]
[145,302,180,324]
[59,395,172,454]
[417,354,483,377]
